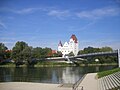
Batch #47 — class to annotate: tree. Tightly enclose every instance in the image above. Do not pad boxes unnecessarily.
[78,46,117,64]
[41,47,52,57]
[32,47,42,59]
[11,41,29,63]
[22,46,32,64]
[100,47,113,52]
[68,52,74,56]
[78,46,100,54]
[0,43,8,60]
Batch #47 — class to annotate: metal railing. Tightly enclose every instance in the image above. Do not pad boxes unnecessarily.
[72,74,86,90]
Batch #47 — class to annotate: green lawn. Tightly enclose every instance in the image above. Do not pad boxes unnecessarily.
[97,67,120,78]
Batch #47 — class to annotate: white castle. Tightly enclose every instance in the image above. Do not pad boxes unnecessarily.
[58,34,79,57]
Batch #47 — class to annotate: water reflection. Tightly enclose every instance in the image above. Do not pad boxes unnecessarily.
[0,66,117,84]
[62,67,82,83]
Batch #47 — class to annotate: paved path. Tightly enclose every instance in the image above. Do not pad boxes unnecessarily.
[78,73,98,90]
[0,82,72,90]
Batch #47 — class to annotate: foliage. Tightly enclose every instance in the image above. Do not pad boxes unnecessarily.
[53,51,62,57]
[11,41,55,66]
[0,42,118,66]
[0,43,11,60]
[78,46,113,54]
[68,52,74,56]
[32,47,52,58]
[78,46,117,64]
[32,47,42,59]
[36,61,70,66]
[11,41,29,63]
[97,68,120,78]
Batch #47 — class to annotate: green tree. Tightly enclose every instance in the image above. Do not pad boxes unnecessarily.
[22,46,32,64]
[11,41,29,63]
[78,46,100,54]
[100,47,113,52]
[41,47,52,57]
[0,43,8,60]
[78,46,117,64]
[32,47,42,59]
[68,52,74,56]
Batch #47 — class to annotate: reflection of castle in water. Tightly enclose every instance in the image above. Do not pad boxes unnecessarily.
[62,67,81,84]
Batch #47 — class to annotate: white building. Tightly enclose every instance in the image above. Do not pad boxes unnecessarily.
[58,34,79,57]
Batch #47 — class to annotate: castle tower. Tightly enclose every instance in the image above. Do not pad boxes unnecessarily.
[58,41,63,52]
[69,34,79,56]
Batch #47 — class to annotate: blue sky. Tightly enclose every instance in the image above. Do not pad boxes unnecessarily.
[0,0,120,50]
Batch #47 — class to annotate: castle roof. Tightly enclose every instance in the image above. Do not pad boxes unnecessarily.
[58,41,63,46]
[70,34,78,43]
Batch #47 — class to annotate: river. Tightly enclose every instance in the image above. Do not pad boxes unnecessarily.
[0,65,117,84]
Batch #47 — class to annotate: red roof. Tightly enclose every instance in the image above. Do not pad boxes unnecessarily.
[58,41,63,46]
[70,34,78,43]
[52,50,57,54]
[5,50,12,52]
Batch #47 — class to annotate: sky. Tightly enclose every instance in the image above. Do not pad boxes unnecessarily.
[0,0,120,50]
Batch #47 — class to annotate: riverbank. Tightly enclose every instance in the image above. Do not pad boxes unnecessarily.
[0,73,98,90]
[0,82,72,90]
[97,67,120,78]
[0,62,118,67]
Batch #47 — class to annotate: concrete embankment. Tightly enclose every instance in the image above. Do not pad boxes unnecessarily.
[0,82,72,90]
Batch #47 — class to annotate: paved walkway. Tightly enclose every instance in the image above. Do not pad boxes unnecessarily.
[78,73,98,90]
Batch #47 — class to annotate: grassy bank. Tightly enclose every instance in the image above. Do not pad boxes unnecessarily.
[34,61,74,67]
[0,62,118,67]
[0,62,73,67]
[79,63,117,66]
[97,68,120,78]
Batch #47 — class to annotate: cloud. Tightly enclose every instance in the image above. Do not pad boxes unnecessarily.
[0,21,7,29]
[1,6,120,20]
[12,8,42,14]
[48,10,70,19]
[76,7,120,19]
[0,7,70,19]
[0,7,46,14]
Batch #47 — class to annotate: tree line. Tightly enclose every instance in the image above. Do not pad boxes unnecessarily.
[78,46,117,64]
[0,41,62,65]
[0,41,118,65]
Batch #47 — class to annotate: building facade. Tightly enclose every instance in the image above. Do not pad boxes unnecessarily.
[58,34,79,57]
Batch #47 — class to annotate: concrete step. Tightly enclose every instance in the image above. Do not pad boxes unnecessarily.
[109,74,117,88]
[113,73,120,83]
[104,76,112,89]
[98,71,120,90]
[108,75,117,88]
[112,73,120,86]
[115,72,120,79]
[114,71,120,76]
[106,75,115,89]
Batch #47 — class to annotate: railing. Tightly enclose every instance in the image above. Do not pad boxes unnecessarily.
[75,51,118,58]
[72,74,86,90]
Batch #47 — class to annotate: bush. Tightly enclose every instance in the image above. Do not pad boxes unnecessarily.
[97,68,120,78]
